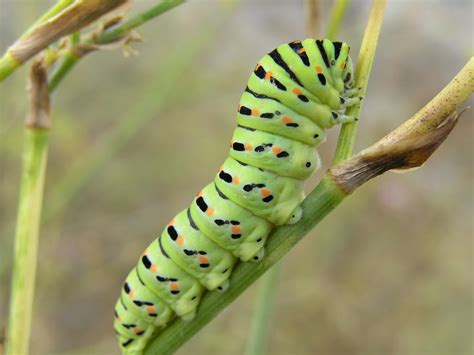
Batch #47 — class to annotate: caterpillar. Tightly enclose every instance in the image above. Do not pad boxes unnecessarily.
[114,38,361,353]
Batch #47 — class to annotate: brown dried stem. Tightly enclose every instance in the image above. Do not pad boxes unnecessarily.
[330,57,474,194]
[0,0,128,81]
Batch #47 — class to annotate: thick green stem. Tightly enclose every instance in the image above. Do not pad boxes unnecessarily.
[333,0,387,163]
[325,0,350,40]
[6,129,49,355]
[244,262,283,355]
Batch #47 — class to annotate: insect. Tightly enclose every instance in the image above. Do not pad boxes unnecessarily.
[114,38,361,353]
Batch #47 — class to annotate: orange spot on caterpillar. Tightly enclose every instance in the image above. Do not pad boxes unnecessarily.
[133,327,142,334]
[167,219,175,227]
[272,146,283,154]
[197,191,203,197]
[260,188,271,197]
[142,248,148,256]
[150,264,158,273]
[315,65,323,73]
[244,143,253,150]
[232,176,240,185]
[231,225,241,234]
[129,290,135,298]
[297,47,306,54]
[340,63,345,70]
[255,63,262,71]
[170,282,179,290]
[292,88,302,95]
[251,108,260,116]
[198,256,209,264]
[146,306,156,313]
[206,208,214,216]
[282,116,293,124]
[264,70,273,81]
[176,235,185,246]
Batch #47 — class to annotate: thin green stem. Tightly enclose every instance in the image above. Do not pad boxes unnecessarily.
[332,0,387,164]
[95,0,186,44]
[325,0,350,40]
[0,0,73,82]
[244,262,283,355]
[48,0,186,91]
[48,32,80,92]
[6,129,49,355]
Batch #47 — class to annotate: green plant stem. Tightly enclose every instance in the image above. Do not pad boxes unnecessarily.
[7,129,49,355]
[325,0,350,40]
[47,0,186,91]
[332,0,387,164]
[144,56,473,354]
[0,0,73,82]
[245,262,283,355]
[48,32,80,92]
[96,0,186,44]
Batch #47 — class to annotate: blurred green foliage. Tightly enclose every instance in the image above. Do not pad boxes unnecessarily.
[0,1,472,354]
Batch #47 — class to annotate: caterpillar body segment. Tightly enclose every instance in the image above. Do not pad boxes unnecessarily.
[189,183,273,262]
[160,209,237,291]
[215,157,305,225]
[115,38,359,353]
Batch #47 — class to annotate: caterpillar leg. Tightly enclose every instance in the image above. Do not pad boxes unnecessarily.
[286,204,303,224]
[332,112,359,124]
[216,278,230,292]
[251,246,265,262]
[340,95,363,108]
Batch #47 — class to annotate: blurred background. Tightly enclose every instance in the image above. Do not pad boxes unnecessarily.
[0,0,472,354]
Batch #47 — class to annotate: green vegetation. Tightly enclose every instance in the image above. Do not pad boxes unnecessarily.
[0,1,472,355]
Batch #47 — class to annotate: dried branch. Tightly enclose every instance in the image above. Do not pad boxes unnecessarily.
[0,0,128,81]
[26,60,51,129]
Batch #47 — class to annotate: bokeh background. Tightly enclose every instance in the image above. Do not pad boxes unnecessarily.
[0,1,473,354]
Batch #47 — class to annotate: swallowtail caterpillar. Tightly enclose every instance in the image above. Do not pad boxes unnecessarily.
[114,38,361,353]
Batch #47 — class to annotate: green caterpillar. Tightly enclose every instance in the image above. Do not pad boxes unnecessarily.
[114,38,360,353]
